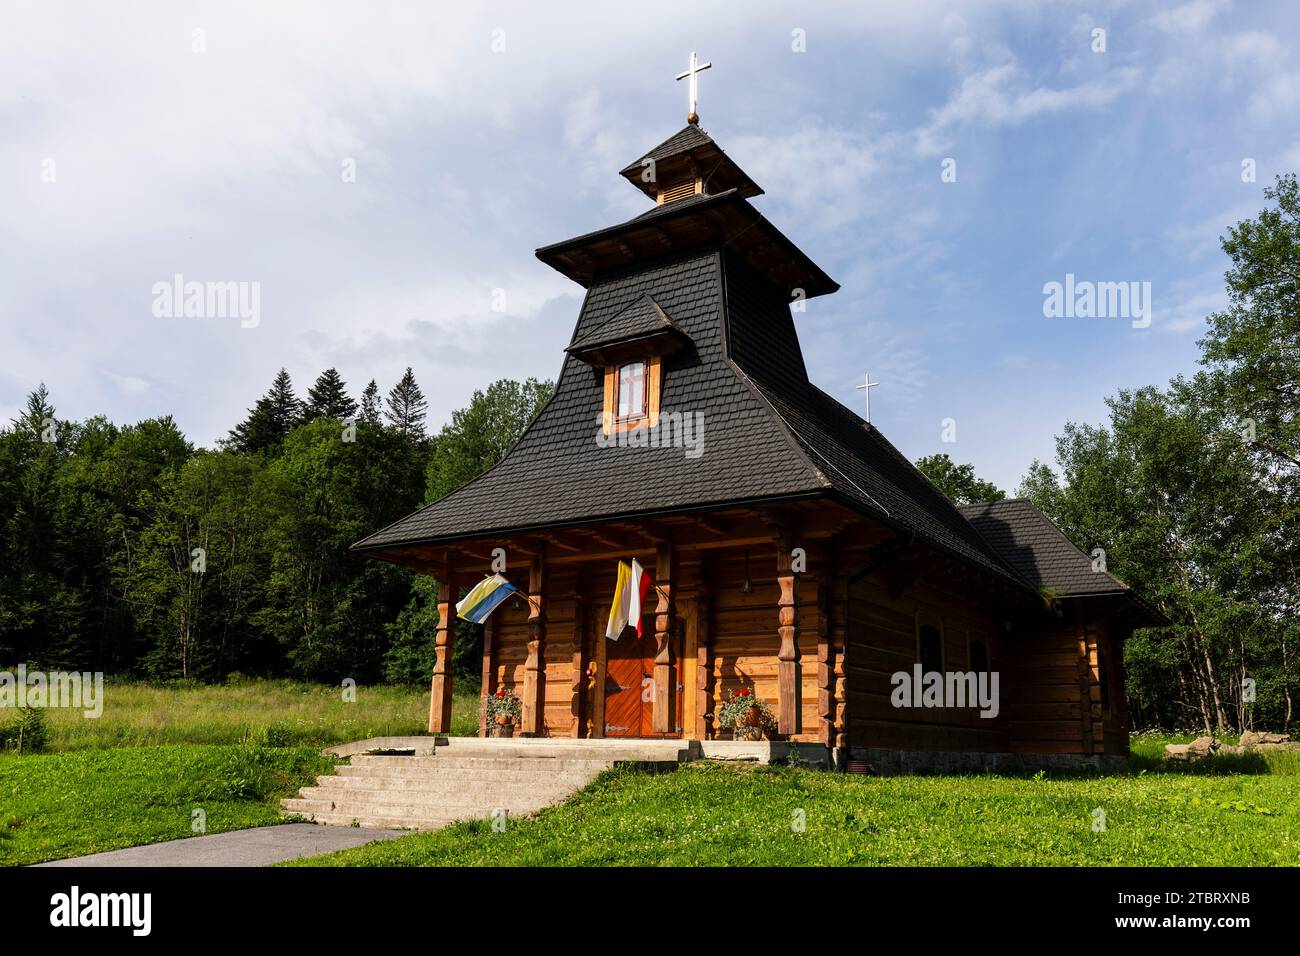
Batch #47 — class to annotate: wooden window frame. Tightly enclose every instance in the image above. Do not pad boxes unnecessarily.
[602,355,662,435]
[915,612,945,674]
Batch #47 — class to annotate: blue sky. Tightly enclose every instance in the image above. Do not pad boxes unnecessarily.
[2,0,1297,490]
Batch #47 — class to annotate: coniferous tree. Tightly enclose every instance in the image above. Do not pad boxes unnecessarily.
[305,368,358,422]
[384,367,428,438]
[228,368,302,453]
[359,379,382,425]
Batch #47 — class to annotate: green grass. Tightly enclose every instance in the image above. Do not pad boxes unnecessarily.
[294,756,1300,867]
[35,678,480,751]
[0,744,337,866]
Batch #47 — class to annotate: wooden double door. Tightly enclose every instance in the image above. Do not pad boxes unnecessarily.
[602,623,682,738]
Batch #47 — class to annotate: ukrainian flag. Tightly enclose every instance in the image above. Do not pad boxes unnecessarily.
[456,573,518,623]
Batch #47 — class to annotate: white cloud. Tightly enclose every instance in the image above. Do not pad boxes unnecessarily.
[915,60,1140,155]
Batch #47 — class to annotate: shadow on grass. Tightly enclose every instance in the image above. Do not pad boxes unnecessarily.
[1128,749,1275,776]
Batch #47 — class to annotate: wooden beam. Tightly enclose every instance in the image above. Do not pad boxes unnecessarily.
[429,559,458,734]
[521,546,548,736]
[570,595,587,738]
[653,541,676,734]
[539,531,586,554]
[776,545,801,736]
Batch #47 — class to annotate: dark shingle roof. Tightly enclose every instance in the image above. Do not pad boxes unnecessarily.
[618,125,714,175]
[565,294,682,353]
[618,124,763,200]
[355,247,1029,596]
[957,498,1132,596]
[353,249,827,550]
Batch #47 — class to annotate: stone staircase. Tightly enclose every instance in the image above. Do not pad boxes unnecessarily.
[281,737,693,830]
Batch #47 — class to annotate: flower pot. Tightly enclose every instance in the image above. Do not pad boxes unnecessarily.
[491,722,515,738]
[734,724,763,742]
[495,714,511,726]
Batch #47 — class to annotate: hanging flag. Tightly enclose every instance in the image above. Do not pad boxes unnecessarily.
[456,573,518,623]
[629,558,657,638]
[605,561,632,640]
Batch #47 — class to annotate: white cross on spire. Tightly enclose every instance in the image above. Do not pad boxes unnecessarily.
[676,50,712,124]
[856,371,881,423]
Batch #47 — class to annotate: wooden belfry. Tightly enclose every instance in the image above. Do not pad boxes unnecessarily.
[353,57,1161,768]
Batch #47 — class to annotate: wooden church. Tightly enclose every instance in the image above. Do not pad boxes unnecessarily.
[354,63,1161,771]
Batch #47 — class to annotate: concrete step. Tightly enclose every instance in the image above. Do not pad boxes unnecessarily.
[283,797,552,820]
[332,763,609,783]
[351,754,620,772]
[295,785,581,807]
[315,773,593,794]
[283,808,464,830]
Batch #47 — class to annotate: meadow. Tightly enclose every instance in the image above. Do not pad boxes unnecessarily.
[297,745,1300,868]
[0,679,478,865]
[3,680,1297,867]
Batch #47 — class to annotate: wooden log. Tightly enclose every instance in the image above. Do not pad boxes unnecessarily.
[429,564,457,734]
[653,542,676,734]
[776,547,801,736]
[522,548,548,737]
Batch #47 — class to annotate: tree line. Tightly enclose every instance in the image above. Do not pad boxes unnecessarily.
[0,365,552,685]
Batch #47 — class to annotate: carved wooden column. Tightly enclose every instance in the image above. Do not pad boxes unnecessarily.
[776,547,801,736]
[479,614,497,738]
[522,547,548,737]
[831,573,849,750]
[815,575,833,748]
[694,589,712,739]
[429,560,457,734]
[570,594,587,738]
[653,541,676,734]
[592,604,607,739]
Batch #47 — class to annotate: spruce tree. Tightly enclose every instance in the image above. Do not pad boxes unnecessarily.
[360,379,382,425]
[305,368,358,422]
[384,367,428,437]
[229,368,302,453]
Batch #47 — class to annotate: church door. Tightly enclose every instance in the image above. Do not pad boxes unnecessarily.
[603,625,681,737]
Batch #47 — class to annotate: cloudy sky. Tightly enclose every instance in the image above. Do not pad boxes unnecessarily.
[3,0,1297,489]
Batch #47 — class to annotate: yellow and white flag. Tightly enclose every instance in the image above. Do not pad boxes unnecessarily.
[605,560,632,640]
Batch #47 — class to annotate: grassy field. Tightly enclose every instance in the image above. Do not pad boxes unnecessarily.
[35,678,480,750]
[6,679,1299,867]
[0,678,478,865]
[0,744,337,866]
[296,751,1300,867]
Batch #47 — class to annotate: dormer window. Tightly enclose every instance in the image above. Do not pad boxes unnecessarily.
[602,356,661,434]
[617,360,648,421]
[562,294,686,437]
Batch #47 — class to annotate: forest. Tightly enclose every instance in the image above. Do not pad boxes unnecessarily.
[1,176,1296,735]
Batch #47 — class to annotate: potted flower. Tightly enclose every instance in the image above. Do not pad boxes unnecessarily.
[485,688,521,737]
[716,686,774,741]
